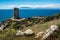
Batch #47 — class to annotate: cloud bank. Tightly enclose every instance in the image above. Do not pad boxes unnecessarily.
[0,4,60,9]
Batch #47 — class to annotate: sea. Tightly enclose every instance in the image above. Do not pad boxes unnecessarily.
[0,8,60,22]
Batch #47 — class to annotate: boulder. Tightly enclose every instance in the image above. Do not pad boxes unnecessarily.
[24,29,34,36]
[0,25,4,31]
[50,25,58,31]
[42,25,58,40]
[16,30,24,36]
[35,32,44,39]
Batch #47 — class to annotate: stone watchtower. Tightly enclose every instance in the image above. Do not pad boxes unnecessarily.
[14,7,19,19]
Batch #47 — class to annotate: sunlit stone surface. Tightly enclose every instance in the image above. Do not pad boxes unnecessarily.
[16,30,24,36]
[24,29,34,36]
[42,25,58,40]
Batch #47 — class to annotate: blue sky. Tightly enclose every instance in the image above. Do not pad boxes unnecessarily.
[0,0,60,9]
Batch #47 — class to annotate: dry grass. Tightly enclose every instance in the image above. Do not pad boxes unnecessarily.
[0,18,60,40]
[11,19,60,40]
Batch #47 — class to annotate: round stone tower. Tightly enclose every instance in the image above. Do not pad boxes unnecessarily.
[14,7,19,19]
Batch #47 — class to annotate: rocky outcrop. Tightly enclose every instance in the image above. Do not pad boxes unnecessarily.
[42,25,58,40]
[24,29,34,36]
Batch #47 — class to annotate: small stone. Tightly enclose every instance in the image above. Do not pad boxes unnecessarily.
[24,29,34,36]
[35,32,44,39]
[16,30,24,36]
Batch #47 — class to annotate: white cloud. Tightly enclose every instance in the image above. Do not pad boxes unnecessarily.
[19,4,60,8]
[0,4,60,9]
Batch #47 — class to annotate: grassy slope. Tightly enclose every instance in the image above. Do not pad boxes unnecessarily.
[13,19,60,40]
[0,14,60,40]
